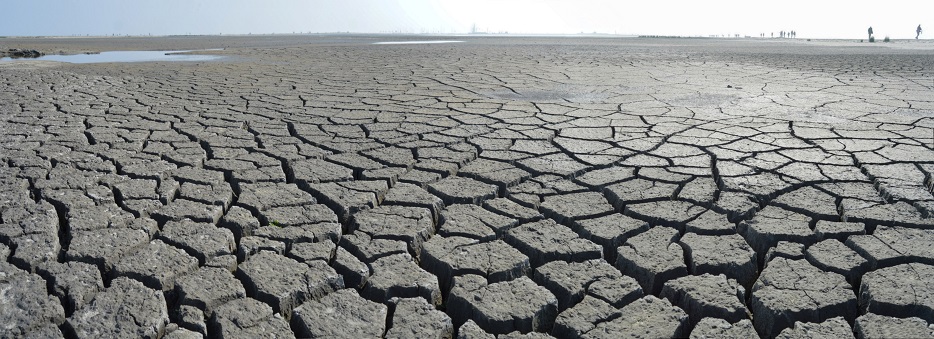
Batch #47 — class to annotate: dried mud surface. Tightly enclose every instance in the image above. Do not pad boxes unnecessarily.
[2,35,934,338]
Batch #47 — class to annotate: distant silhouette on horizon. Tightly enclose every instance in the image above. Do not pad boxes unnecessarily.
[918,25,923,39]
[868,26,874,40]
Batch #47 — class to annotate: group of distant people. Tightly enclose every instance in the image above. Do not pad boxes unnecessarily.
[760,31,797,38]
[866,25,923,40]
[755,25,924,40]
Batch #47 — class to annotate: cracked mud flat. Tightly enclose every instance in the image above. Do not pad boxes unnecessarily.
[2,35,934,338]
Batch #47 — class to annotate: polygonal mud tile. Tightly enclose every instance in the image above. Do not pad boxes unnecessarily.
[624,200,706,229]
[159,219,236,265]
[383,182,445,221]
[421,235,529,293]
[236,182,315,213]
[574,166,637,189]
[364,253,442,307]
[210,298,294,338]
[237,252,343,316]
[552,295,620,339]
[766,241,806,263]
[238,236,285,263]
[846,226,934,269]
[505,219,603,267]
[483,197,543,222]
[684,209,736,236]
[689,318,758,339]
[853,313,934,339]
[151,198,224,224]
[112,240,198,292]
[341,232,409,263]
[65,277,168,339]
[332,246,369,289]
[218,205,261,241]
[604,178,678,208]
[713,191,760,223]
[230,165,287,186]
[163,325,201,339]
[517,153,590,177]
[170,166,225,185]
[290,158,354,187]
[775,316,853,339]
[500,330,557,338]
[678,176,718,205]
[114,178,159,200]
[352,205,435,260]
[252,222,341,248]
[257,203,338,228]
[842,201,934,229]
[805,239,870,285]
[175,266,246,313]
[362,146,415,168]
[309,180,388,222]
[814,220,865,241]
[680,232,757,288]
[533,259,623,311]
[456,319,495,339]
[175,304,206,336]
[540,191,615,224]
[66,203,134,232]
[615,226,687,295]
[447,275,558,335]
[36,261,103,315]
[661,273,749,325]
[287,240,336,264]
[176,181,233,210]
[739,206,818,257]
[438,203,518,241]
[385,297,454,339]
[568,213,649,262]
[859,263,934,323]
[1,199,59,237]
[8,232,61,272]
[751,258,857,338]
[291,288,387,338]
[585,274,643,309]
[0,270,65,337]
[428,176,498,205]
[66,227,151,273]
[398,169,444,188]
[326,152,387,176]
[22,323,65,338]
[771,186,841,220]
[459,158,531,194]
[583,296,688,339]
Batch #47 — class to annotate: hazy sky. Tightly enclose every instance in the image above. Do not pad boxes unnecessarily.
[3,0,932,39]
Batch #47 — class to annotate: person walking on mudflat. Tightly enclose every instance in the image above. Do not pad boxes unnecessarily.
[868,26,874,40]
[918,25,923,39]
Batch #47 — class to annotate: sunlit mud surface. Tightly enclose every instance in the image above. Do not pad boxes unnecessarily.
[2,35,934,338]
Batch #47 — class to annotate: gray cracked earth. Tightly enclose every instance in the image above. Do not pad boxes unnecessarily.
[2,36,934,338]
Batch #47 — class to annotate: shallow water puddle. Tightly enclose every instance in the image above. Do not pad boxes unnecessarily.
[372,40,464,45]
[0,50,224,63]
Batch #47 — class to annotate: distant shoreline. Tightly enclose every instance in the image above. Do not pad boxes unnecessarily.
[2,32,931,40]
[1,34,932,59]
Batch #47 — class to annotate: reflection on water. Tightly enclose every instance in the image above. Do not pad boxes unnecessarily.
[0,50,224,63]
[373,41,464,45]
